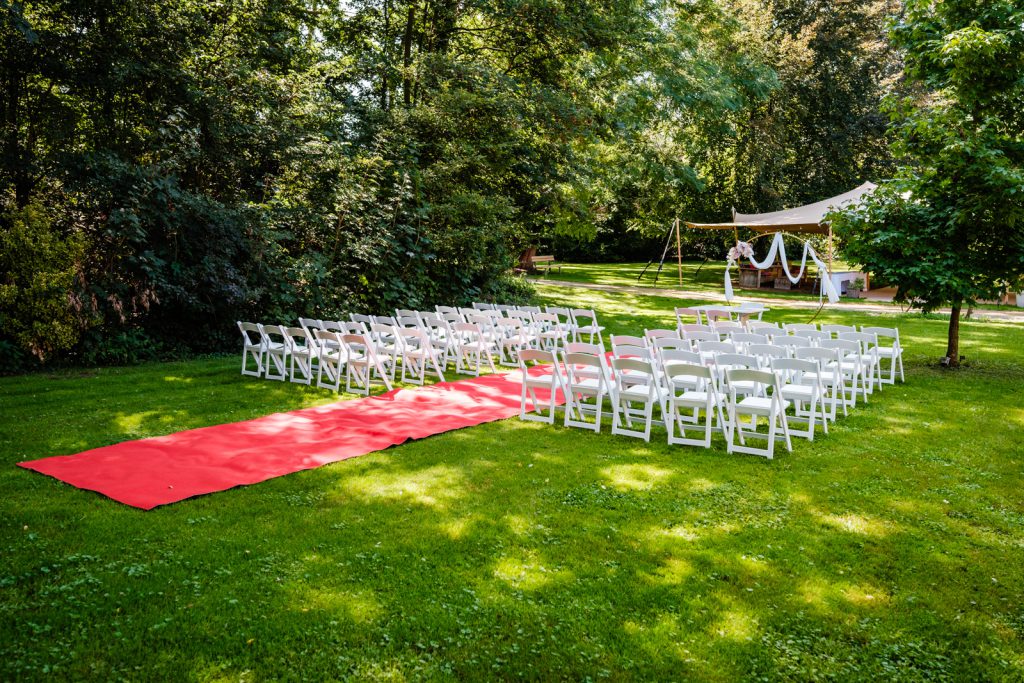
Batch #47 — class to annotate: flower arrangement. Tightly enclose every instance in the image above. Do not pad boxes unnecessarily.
[727,241,754,262]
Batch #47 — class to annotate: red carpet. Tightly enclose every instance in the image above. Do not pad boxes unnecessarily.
[18,367,561,510]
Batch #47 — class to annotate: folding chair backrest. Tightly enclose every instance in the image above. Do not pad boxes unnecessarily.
[373,315,397,326]
[518,305,541,314]
[697,340,736,355]
[495,304,518,314]
[666,362,714,383]
[674,307,701,325]
[727,368,777,388]
[747,344,788,363]
[261,324,287,343]
[644,328,678,343]
[565,352,603,369]
[436,305,459,316]
[704,307,731,322]
[748,321,780,333]
[715,353,759,370]
[731,332,768,346]
[784,323,818,332]
[534,312,559,326]
[396,315,421,329]
[399,327,428,348]
[611,334,646,349]
[395,309,420,321]
[821,339,860,357]
[338,321,367,334]
[777,335,812,349]
[614,344,651,361]
[341,332,373,356]
[571,309,599,326]
[314,329,341,347]
[712,321,744,334]
[680,324,713,334]
[771,357,817,386]
[612,357,656,381]
[545,306,571,318]
[683,330,719,344]
[520,348,557,365]
[793,329,830,343]
[472,302,495,311]
[351,313,373,327]
[319,320,343,334]
[661,349,703,366]
[861,326,900,343]
[284,326,311,349]
[298,317,322,333]
[238,321,262,344]
[839,331,879,350]
[566,342,603,356]
[653,337,690,353]
[821,324,857,337]
[794,347,838,365]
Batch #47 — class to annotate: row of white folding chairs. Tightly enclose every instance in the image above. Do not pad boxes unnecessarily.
[518,340,882,459]
[435,304,606,348]
[674,304,767,326]
[652,322,903,386]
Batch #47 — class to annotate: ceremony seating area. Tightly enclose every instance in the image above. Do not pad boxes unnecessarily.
[238,303,904,460]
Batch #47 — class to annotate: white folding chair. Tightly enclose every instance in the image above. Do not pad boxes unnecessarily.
[399,327,446,385]
[784,322,818,333]
[314,329,345,392]
[284,326,317,385]
[369,323,401,382]
[748,321,780,334]
[712,320,744,336]
[840,331,883,393]
[674,306,701,328]
[772,357,828,440]
[496,317,536,366]
[237,322,265,377]
[570,308,605,346]
[351,313,374,329]
[545,306,577,340]
[518,348,565,424]
[747,343,789,367]
[665,363,728,448]
[452,322,498,376]
[563,352,609,433]
[794,347,848,420]
[820,323,856,338]
[730,332,769,352]
[258,324,289,381]
[534,312,569,351]
[610,357,664,442]
[644,328,679,346]
[341,333,393,395]
[862,326,904,384]
[724,369,792,459]
[696,340,736,365]
[792,329,831,346]
[820,339,868,406]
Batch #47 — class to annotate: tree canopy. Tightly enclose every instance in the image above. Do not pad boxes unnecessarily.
[2,0,900,368]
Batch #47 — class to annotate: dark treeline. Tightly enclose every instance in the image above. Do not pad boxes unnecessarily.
[0,0,898,369]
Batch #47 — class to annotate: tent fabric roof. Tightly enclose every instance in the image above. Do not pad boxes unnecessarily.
[685,182,877,235]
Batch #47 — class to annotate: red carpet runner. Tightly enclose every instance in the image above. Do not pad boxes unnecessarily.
[19,367,560,510]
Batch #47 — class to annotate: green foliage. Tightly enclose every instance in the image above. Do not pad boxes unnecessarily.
[0,203,87,361]
[833,0,1024,362]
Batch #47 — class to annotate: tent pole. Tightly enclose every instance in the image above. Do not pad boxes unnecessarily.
[827,224,834,274]
[675,218,683,286]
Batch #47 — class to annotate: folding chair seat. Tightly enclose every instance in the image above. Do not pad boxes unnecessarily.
[314,330,345,392]
[771,358,828,440]
[518,348,566,424]
[563,352,610,433]
[839,331,883,393]
[452,322,498,376]
[820,339,867,406]
[665,363,728,448]
[341,333,393,395]
[794,347,848,420]
[258,324,290,381]
[680,323,715,335]
[724,369,792,459]
[571,309,605,346]
[611,358,665,442]
[861,326,904,384]
[284,326,317,385]
[237,322,265,377]
[399,328,446,385]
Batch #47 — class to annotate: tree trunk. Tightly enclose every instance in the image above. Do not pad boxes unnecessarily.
[401,4,415,108]
[945,298,961,367]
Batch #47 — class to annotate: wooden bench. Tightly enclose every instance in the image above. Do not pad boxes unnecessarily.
[517,248,561,275]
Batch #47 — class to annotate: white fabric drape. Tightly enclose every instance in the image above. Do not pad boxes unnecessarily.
[724,232,839,304]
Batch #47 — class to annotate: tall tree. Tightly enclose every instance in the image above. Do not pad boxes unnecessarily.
[833,0,1024,367]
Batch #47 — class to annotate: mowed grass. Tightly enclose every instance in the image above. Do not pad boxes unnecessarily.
[2,285,1024,681]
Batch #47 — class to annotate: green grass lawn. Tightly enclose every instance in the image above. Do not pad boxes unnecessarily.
[2,285,1024,681]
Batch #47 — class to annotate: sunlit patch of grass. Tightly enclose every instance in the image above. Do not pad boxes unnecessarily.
[710,606,759,642]
[815,511,894,537]
[600,463,673,491]
[492,553,571,591]
[339,464,466,509]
